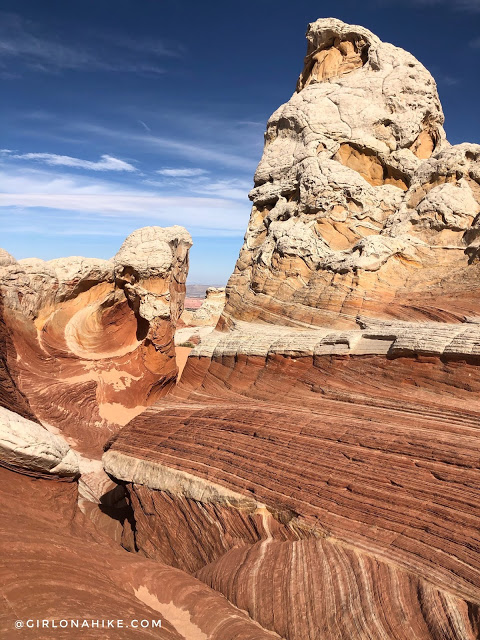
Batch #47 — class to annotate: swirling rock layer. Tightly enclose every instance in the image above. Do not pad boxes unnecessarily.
[106,348,480,639]
[196,539,480,640]
[0,464,283,639]
[0,226,191,456]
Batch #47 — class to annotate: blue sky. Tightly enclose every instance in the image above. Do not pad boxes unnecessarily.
[0,0,479,283]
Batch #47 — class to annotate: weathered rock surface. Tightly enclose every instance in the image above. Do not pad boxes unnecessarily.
[0,405,79,476]
[176,287,226,350]
[180,287,225,328]
[0,289,35,420]
[103,17,480,640]
[220,18,479,330]
[0,226,191,456]
[0,464,284,639]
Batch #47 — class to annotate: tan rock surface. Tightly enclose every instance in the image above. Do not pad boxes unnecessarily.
[180,287,225,327]
[0,405,79,476]
[176,286,226,347]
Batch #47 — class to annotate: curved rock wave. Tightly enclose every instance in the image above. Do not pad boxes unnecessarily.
[0,226,192,456]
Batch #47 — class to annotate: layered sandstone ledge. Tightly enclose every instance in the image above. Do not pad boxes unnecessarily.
[190,316,480,359]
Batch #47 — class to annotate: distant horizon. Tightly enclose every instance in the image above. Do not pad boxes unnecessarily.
[1,0,479,282]
[1,244,229,286]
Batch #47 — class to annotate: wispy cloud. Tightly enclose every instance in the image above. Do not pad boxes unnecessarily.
[77,123,259,172]
[190,178,251,201]
[0,164,249,235]
[144,175,251,201]
[0,12,182,75]
[470,37,480,48]
[157,168,207,177]
[138,120,152,133]
[9,152,136,172]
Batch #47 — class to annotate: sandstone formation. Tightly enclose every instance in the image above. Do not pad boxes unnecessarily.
[176,286,226,348]
[0,227,193,567]
[0,226,191,456]
[3,14,480,640]
[220,19,480,330]
[0,465,284,639]
[103,18,480,640]
[0,405,79,476]
[1,239,284,640]
[0,286,34,420]
[180,287,225,328]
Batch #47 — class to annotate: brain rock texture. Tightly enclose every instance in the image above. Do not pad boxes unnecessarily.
[222,19,480,330]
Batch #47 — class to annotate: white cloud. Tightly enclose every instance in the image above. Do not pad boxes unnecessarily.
[0,191,242,218]
[0,165,249,234]
[189,178,251,201]
[11,153,136,172]
[78,123,258,172]
[143,176,251,201]
[157,168,207,177]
